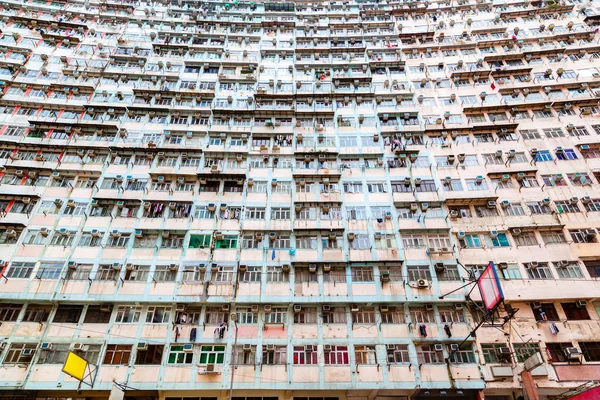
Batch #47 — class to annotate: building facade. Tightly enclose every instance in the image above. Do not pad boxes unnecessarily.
[0,0,599,400]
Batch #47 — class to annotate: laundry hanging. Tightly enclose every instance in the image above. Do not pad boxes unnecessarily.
[190,327,197,342]
[444,324,452,337]
[550,323,560,335]
[419,324,427,337]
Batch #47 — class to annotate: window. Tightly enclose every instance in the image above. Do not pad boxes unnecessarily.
[410,307,434,324]
[407,265,431,281]
[380,307,405,324]
[146,306,171,324]
[513,343,539,363]
[352,308,376,324]
[490,233,510,247]
[354,345,377,364]
[5,262,34,279]
[437,265,461,281]
[448,344,476,363]
[546,343,573,363]
[556,201,581,214]
[531,303,560,322]
[84,305,112,324]
[115,306,142,323]
[75,344,102,364]
[199,345,226,365]
[53,305,83,323]
[460,234,481,249]
[561,302,590,320]
[293,346,318,365]
[515,232,538,246]
[235,307,258,324]
[528,202,551,215]
[504,203,526,216]
[578,342,600,362]
[416,344,444,364]
[189,234,211,249]
[234,345,257,365]
[570,229,597,244]
[416,180,436,192]
[0,303,22,321]
[264,307,287,324]
[136,344,164,365]
[541,230,567,245]
[556,149,578,161]
[3,343,36,364]
[386,344,410,364]
[38,343,70,364]
[36,262,63,279]
[402,234,425,248]
[555,262,583,279]
[215,235,238,249]
[526,263,553,280]
[154,265,177,281]
[294,307,317,324]
[167,345,194,364]
[351,267,373,282]
[481,343,512,364]
[438,307,465,323]
[324,345,349,365]
[262,345,286,365]
[125,265,150,281]
[465,178,488,191]
[535,150,553,162]
[103,345,132,365]
[322,307,347,324]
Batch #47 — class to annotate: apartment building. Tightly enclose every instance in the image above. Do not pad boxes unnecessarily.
[0,0,598,399]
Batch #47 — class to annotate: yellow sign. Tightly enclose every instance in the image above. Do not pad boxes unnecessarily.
[62,351,88,381]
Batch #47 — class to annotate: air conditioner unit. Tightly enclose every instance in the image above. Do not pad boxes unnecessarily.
[450,344,460,351]
[265,344,276,352]
[251,305,260,313]
[282,264,290,273]
[380,270,391,282]
[417,279,430,288]
[454,303,463,310]
[100,304,113,312]
[323,344,333,352]
[529,261,539,269]
[490,230,499,238]
[576,300,587,308]
[183,344,194,352]
[22,348,34,356]
[110,230,121,238]
[532,301,542,309]
[293,305,302,313]
[72,343,87,351]
[264,305,272,313]
[169,264,178,272]
[564,347,581,360]
[322,305,331,312]
[433,344,444,352]
[351,304,360,313]
[457,231,466,239]
[557,260,570,268]
[41,343,52,350]
[67,261,78,270]
[112,263,122,271]
[449,210,459,219]
[137,342,148,351]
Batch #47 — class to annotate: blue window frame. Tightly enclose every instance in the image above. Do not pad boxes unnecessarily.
[491,233,510,247]
[536,150,552,162]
